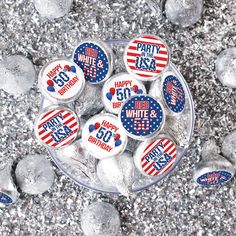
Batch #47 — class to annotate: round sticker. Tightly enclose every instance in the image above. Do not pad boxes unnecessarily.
[35,106,79,148]
[162,73,185,113]
[82,114,127,159]
[119,95,165,140]
[197,170,232,186]
[73,40,113,84]
[0,192,13,205]
[39,59,85,103]
[124,35,170,81]
[102,73,146,114]
[134,138,177,176]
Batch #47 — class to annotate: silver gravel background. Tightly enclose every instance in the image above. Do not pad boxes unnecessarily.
[0,0,235,235]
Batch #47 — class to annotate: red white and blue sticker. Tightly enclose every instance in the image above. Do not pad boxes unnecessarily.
[73,41,112,84]
[82,114,127,159]
[124,35,170,81]
[120,95,164,140]
[39,59,85,102]
[135,138,176,176]
[162,73,185,113]
[197,170,232,186]
[0,192,13,205]
[35,108,79,148]
[102,73,146,114]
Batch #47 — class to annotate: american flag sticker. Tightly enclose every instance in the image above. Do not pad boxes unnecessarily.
[138,138,177,176]
[35,108,79,148]
[162,74,185,113]
[124,35,170,80]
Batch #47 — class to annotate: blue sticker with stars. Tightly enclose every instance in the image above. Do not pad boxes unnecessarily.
[197,170,232,186]
[162,75,185,113]
[73,42,110,84]
[120,95,164,139]
[0,192,13,205]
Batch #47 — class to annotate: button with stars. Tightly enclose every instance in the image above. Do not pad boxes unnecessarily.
[119,95,165,141]
[73,40,114,84]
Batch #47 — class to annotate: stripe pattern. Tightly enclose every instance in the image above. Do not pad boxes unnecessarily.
[36,109,79,148]
[140,138,176,176]
[125,35,169,79]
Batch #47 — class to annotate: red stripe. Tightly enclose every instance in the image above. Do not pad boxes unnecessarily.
[45,138,53,145]
[169,147,176,156]
[163,142,174,153]
[64,116,76,125]
[63,112,71,119]
[127,52,141,57]
[39,129,46,136]
[38,110,64,128]
[136,73,153,78]
[148,168,156,175]
[144,161,155,172]
[41,131,53,141]
[144,141,155,152]
[141,161,149,168]
[132,40,166,48]
[69,122,78,129]
[41,110,55,120]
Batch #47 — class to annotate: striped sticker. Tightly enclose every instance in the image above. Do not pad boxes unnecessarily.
[138,138,176,176]
[124,35,170,80]
[35,108,79,148]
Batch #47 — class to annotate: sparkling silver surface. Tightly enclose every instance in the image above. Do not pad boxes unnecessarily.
[0,0,236,235]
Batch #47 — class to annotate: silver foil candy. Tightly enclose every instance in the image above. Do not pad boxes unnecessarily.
[165,0,203,28]
[33,0,73,20]
[0,55,36,95]
[96,151,135,196]
[193,139,235,186]
[222,130,236,166]
[15,155,55,195]
[215,48,236,89]
[81,201,120,236]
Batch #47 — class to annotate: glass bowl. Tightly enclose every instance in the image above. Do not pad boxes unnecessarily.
[41,39,195,194]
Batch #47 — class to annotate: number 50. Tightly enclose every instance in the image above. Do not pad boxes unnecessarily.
[96,127,113,143]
